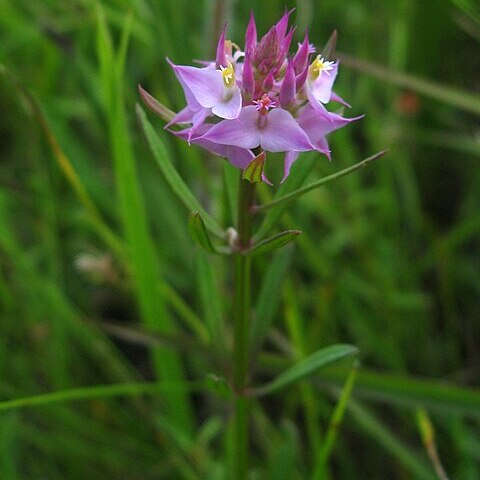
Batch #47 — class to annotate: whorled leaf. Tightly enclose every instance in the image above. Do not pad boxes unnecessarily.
[243,230,302,257]
[252,344,358,396]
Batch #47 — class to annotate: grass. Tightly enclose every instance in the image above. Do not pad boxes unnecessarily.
[0,0,479,478]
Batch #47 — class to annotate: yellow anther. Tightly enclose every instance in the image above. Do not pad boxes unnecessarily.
[220,62,235,88]
[309,55,334,80]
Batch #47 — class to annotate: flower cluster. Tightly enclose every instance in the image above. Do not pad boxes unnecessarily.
[140,10,361,182]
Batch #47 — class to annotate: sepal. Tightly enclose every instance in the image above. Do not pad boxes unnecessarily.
[242,150,267,183]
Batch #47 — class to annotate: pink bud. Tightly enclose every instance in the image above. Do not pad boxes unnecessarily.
[275,7,295,40]
[296,64,309,91]
[253,27,279,72]
[215,24,227,68]
[279,27,296,60]
[245,12,257,55]
[242,54,254,96]
[279,60,296,108]
[293,32,310,74]
[262,71,275,92]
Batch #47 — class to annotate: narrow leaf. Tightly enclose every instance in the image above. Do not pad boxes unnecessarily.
[0,64,124,258]
[195,251,225,355]
[251,246,294,353]
[268,421,300,480]
[416,409,450,480]
[255,151,317,240]
[253,344,358,396]
[0,382,202,411]
[136,105,225,239]
[223,161,240,226]
[138,84,176,122]
[340,53,480,116]
[313,367,480,417]
[312,362,359,480]
[348,400,436,480]
[255,150,387,212]
[244,230,301,257]
[98,8,193,433]
[322,30,337,59]
[188,211,219,254]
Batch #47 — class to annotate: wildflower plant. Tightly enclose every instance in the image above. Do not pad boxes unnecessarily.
[138,9,386,479]
[141,10,363,183]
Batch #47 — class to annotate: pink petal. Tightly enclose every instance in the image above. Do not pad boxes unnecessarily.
[174,126,254,169]
[199,107,261,149]
[259,108,314,152]
[296,104,362,153]
[172,65,224,109]
[308,61,338,105]
[282,151,299,182]
[171,64,241,119]
[165,106,197,128]
[187,109,211,143]
[211,87,242,119]
[331,91,351,108]
[167,58,202,109]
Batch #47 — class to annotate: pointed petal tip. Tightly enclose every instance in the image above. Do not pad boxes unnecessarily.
[245,11,257,51]
[215,24,228,67]
[166,57,177,70]
[261,171,274,186]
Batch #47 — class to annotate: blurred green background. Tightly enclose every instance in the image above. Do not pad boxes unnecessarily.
[0,0,479,478]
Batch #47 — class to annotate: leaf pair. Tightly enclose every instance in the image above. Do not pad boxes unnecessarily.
[188,211,302,256]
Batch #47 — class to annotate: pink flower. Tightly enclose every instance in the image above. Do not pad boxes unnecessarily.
[140,11,362,182]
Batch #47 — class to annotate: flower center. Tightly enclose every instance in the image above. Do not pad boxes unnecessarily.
[220,62,236,88]
[309,55,334,81]
[253,94,277,115]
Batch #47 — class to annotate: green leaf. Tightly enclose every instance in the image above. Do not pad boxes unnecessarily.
[244,230,302,257]
[312,362,359,480]
[253,345,358,396]
[348,400,436,480]
[255,151,317,240]
[449,0,480,24]
[340,53,480,116]
[0,64,124,259]
[188,212,219,254]
[316,367,480,417]
[268,421,300,480]
[255,150,388,212]
[138,84,176,122]
[97,7,193,433]
[194,251,225,354]
[223,161,239,226]
[251,246,294,353]
[0,382,202,411]
[322,30,337,59]
[136,105,225,239]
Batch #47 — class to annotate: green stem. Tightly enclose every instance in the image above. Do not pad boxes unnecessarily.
[233,173,256,480]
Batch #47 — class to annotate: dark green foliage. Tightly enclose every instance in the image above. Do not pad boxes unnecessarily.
[0,0,479,478]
